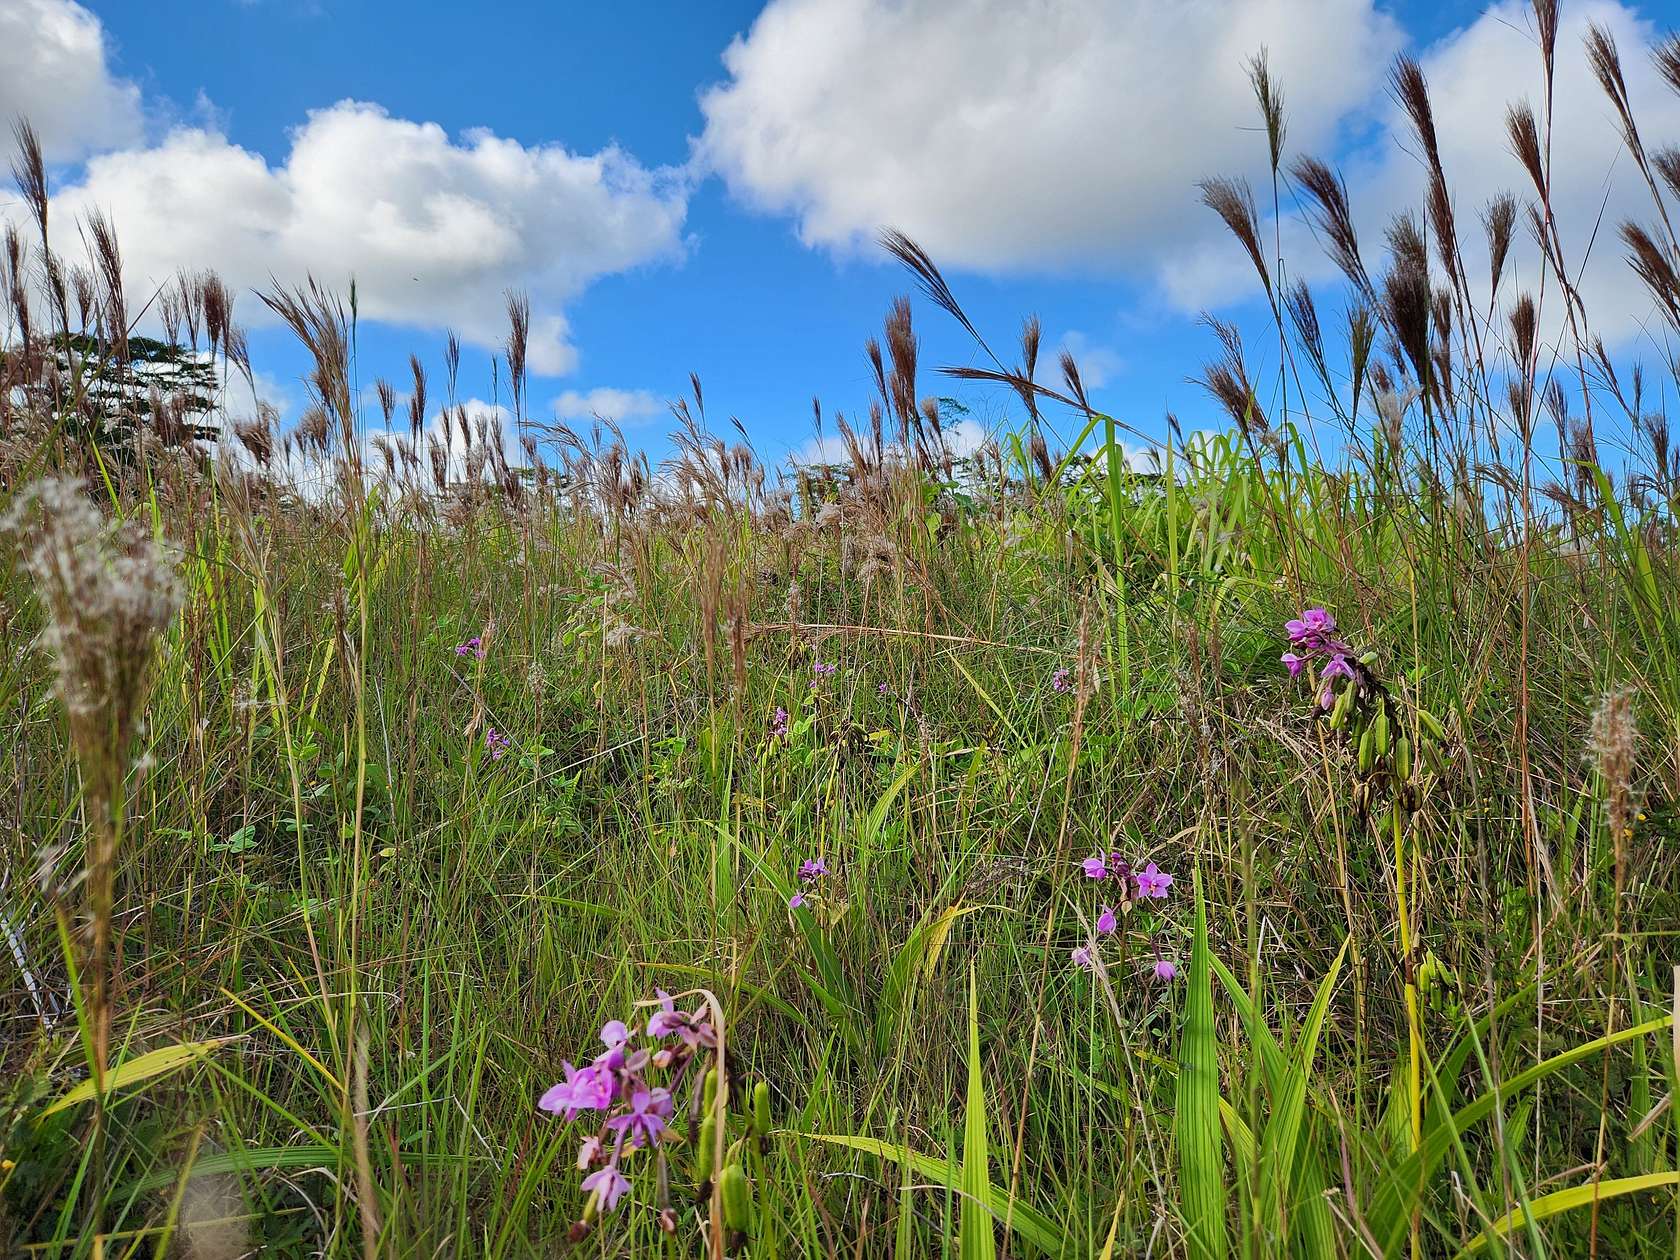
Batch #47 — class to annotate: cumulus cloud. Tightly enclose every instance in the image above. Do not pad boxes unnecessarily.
[552,386,668,425]
[30,103,689,374]
[1162,1,1680,349]
[700,0,1401,272]
[0,0,143,161]
[1056,331,1124,389]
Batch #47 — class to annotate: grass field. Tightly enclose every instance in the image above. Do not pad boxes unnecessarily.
[5,13,1680,1257]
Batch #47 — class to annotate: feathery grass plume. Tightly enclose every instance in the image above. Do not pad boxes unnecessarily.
[444,329,461,402]
[10,119,49,250]
[1655,30,1680,96]
[1196,316,1268,436]
[1284,280,1333,399]
[1506,102,1545,197]
[407,352,428,441]
[1248,48,1286,174]
[3,477,179,1169]
[1015,313,1041,428]
[1381,214,1432,394]
[1483,194,1518,298]
[1291,156,1373,298]
[1060,349,1090,415]
[83,210,128,366]
[506,289,530,420]
[1621,222,1680,331]
[1199,176,1270,296]
[879,228,999,366]
[261,278,353,461]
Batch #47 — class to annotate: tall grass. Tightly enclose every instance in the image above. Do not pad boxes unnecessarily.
[4,6,1680,1255]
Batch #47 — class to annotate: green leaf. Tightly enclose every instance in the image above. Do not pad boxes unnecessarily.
[1455,1171,1680,1257]
[961,964,996,1260]
[43,1038,229,1116]
[1177,866,1227,1259]
[801,1133,1065,1256]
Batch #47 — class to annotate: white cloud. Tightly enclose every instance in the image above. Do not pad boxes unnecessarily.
[552,386,667,425]
[1163,1,1680,350]
[0,0,143,161]
[699,0,1401,272]
[1056,331,1124,389]
[24,101,688,375]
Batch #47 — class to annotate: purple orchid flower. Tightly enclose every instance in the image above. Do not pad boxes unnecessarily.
[1082,855,1108,880]
[1135,862,1173,899]
[581,1164,631,1213]
[1071,944,1095,971]
[1095,906,1117,934]
[607,1087,673,1148]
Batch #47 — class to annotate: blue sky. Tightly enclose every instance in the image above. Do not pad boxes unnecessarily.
[5,0,1679,468]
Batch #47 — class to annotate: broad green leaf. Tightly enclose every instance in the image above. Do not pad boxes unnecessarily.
[1456,1171,1680,1257]
[44,1038,229,1116]
[961,964,996,1260]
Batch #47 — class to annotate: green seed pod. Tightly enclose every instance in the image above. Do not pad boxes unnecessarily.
[1359,649,1379,667]
[720,1162,754,1233]
[751,1081,770,1137]
[1373,708,1390,758]
[1357,725,1374,772]
[701,1067,718,1116]
[1394,735,1412,782]
[695,1113,717,1185]
[1417,709,1446,743]
[1329,685,1353,730]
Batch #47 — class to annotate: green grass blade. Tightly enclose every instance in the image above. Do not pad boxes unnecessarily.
[961,963,997,1260]
[1177,865,1227,1259]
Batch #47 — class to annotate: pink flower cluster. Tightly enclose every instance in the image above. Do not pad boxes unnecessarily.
[1072,852,1177,982]
[789,855,830,909]
[539,992,717,1223]
[1281,607,1360,707]
[455,634,486,660]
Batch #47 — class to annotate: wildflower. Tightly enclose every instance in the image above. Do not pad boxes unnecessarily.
[877,682,892,697]
[1081,855,1108,880]
[600,1020,630,1050]
[1051,667,1071,693]
[1281,651,1304,678]
[812,660,837,679]
[608,1087,673,1148]
[538,1061,616,1120]
[455,635,485,659]
[645,990,716,1049]
[1134,862,1173,899]
[799,857,829,882]
[769,706,789,738]
[1152,959,1179,982]
[1071,944,1095,971]
[787,891,807,909]
[1285,608,1336,645]
[1321,654,1355,683]
[1095,905,1117,935]
[581,1164,631,1214]
[485,728,511,760]
[576,1135,602,1169]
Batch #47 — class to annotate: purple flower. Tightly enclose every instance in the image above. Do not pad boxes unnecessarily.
[1095,905,1117,935]
[581,1164,631,1214]
[1071,944,1095,971]
[484,728,511,760]
[770,706,789,738]
[1281,651,1305,678]
[1321,654,1355,683]
[1051,667,1071,694]
[1135,862,1173,899]
[799,857,829,882]
[1285,608,1337,644]
[1081,855,1108,880]
[877,681,892,697]
[1152,959,1179,982]
[646,990,716,1050]
[788,891,807,910]
[538,1061,616,1120]
[599,1020,630,1050]
[576,1135,602,1169]
[607,1087,673,1148]
[812,660,837,678]
[455,635,485,660]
